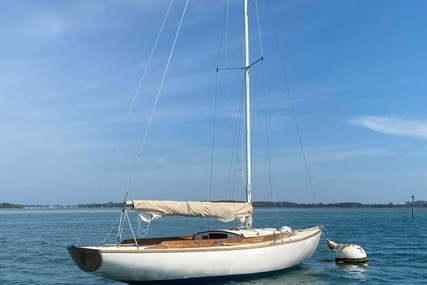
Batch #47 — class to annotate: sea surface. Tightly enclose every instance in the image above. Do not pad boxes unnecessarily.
[1,207,426,284]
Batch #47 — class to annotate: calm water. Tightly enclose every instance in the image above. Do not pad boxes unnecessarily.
[1,208,426,284]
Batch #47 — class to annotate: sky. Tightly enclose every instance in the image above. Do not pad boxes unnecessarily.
[1,0,427,205]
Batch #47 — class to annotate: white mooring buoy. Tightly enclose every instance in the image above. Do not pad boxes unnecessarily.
[327,240,368,264]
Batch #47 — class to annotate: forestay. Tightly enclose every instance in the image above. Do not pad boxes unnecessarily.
[128,200,253,222]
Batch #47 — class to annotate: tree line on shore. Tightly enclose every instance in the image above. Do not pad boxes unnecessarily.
[2,200,426,209]
[0,202,24,209]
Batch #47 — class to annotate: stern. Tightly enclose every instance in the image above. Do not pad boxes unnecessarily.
[67,246,102,273]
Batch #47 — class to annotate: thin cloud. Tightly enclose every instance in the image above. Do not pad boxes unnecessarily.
[21,10,69,40]
[350,116,427,140]
[267,145,392,166]
[308,146,392,162]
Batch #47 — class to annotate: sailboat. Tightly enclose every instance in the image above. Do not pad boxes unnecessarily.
[68,0,322,283]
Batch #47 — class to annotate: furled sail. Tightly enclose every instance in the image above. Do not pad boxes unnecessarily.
[128,200,253,222]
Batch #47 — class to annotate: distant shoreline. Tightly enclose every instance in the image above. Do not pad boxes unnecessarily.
[1,200,425,209]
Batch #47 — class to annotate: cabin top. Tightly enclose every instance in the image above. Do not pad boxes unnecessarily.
[193,227,292,240]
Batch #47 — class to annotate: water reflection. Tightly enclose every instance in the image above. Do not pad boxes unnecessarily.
[204,265,328,285]
[337,263,368,282]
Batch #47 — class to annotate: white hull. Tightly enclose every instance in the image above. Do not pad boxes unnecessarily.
[69,226,321,282]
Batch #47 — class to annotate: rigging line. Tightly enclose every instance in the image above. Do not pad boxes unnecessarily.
[92,0,175,204]
[224,89,240,199]
[266,0,322,224]
[248,67,277,215]
[124,0,189,201]
[209,74,218,202]
[254,0,264,56]
[225,78,245,200]
[255,74,284,226]
[117,209,125,242]
[101,217,120,245]
[255,60,282,226]
[125,210,139,247]
[225,0,230,101]
[210,0,230,201]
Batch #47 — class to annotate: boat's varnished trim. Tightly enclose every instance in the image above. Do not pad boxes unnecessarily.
[67,245,102,272]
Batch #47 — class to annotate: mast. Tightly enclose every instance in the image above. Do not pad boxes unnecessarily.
[243,0,252,228]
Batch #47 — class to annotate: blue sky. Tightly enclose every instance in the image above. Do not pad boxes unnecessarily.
[1,0,427,205]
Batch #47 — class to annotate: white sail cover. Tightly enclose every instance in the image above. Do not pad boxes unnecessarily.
[129,200,253,222]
